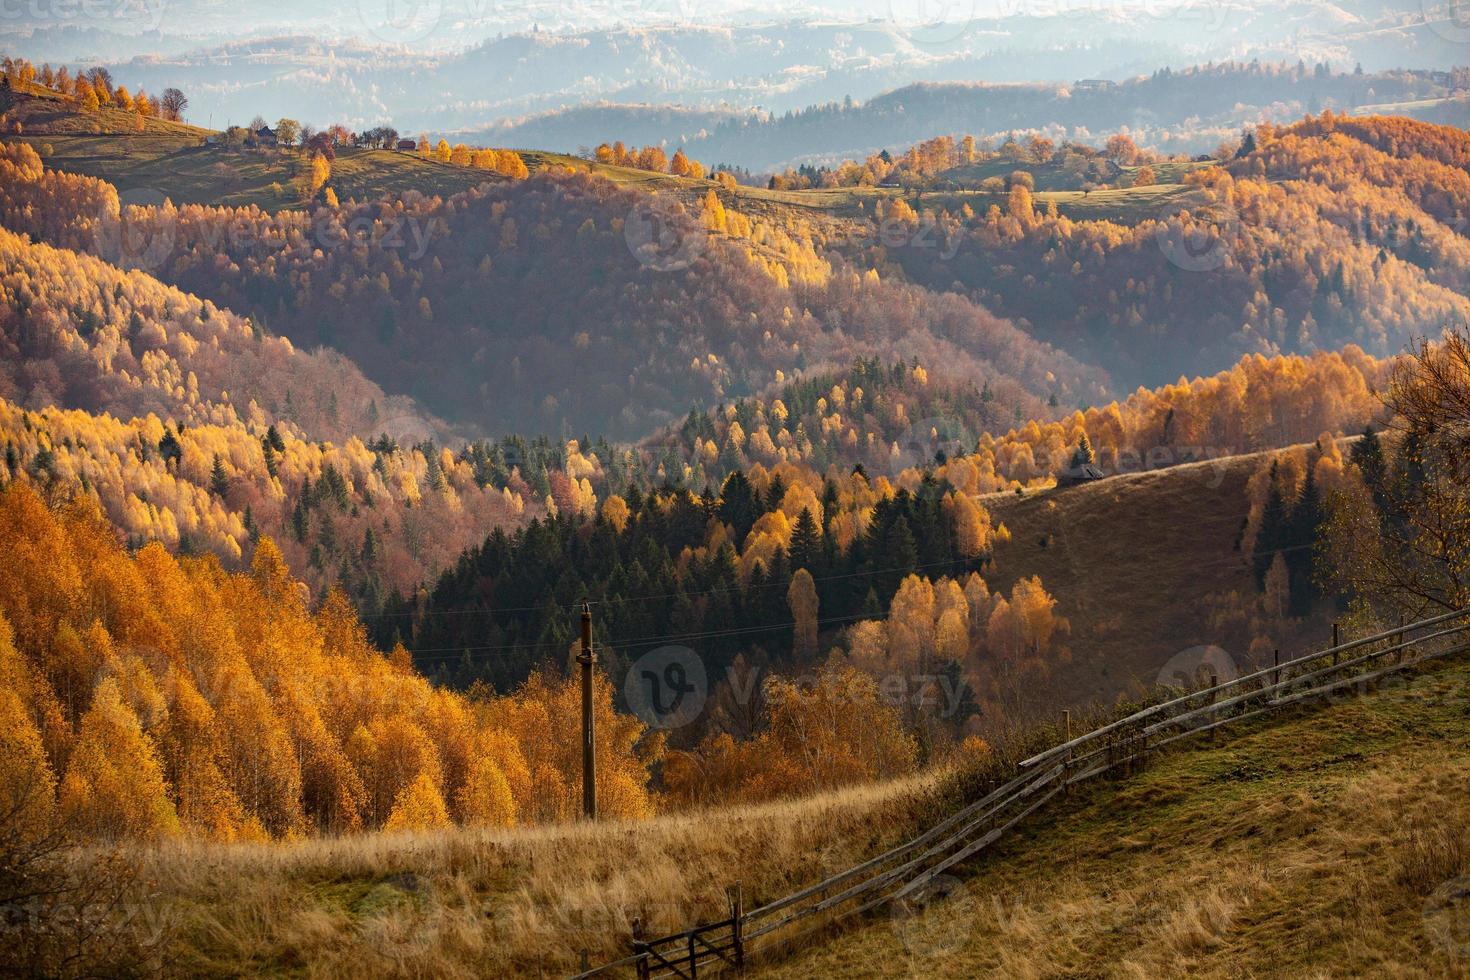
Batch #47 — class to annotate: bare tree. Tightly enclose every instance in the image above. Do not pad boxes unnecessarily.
[1325,331,1470,618]
[85,66,113,98]
[159,88,187,122]
[0,762,162,977]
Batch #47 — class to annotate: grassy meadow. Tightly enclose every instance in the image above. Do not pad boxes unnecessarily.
[121,774,950,977]
[758,652,1470,978]
[95,621,1470,978]
[3,89,497,211]
[4,87,1205,227]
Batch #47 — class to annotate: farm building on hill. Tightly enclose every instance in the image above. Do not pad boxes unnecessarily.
[1056,437,1106,487]
[1057,461,1106,487]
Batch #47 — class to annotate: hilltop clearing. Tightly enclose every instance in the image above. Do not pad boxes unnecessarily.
[1,89,497,212]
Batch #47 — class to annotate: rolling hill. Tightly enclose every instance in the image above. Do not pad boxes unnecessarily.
[982,448,1328,713]
[758,651,1470,977]
[674,64,1469,172]
[0,131,1101,440]
[0,88,498,212]
[6,12,1470,980]
[0,205,534,598]
[16,98,1468,440]
[81,13,1470,167]
[84,616,1470,977]
[0,91,1224,242]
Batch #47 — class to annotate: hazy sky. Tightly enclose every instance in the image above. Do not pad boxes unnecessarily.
[0,0,1227,43]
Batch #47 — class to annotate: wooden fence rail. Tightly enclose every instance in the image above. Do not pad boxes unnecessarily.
[569,608,1470,979]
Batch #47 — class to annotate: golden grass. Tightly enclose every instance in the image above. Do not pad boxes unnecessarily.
[7,90,1193,229]
[81,444,1328,978]
[467,147,1195,227]
[756,658,1470,978]
[3,90,494,212]
[982,448,1334,710]
[118,652,1470,978]
[126,773,945,977]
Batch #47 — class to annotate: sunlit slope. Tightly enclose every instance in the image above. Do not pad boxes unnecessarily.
[758,652,1470,977]
[2,90,1199,226]
[983,449,1290,709]
[2,89,495,211]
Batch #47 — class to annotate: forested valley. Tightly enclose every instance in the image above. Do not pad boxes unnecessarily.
[0,56,1463,859]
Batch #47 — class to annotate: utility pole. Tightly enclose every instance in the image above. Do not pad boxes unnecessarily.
[579,602,597,820]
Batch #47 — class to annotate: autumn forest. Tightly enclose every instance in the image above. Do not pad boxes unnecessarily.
[3,37,1470,978]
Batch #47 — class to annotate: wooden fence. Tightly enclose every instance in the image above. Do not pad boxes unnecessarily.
[570,608,1470,979]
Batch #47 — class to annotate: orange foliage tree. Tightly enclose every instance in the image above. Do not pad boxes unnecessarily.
[0,483,657,841]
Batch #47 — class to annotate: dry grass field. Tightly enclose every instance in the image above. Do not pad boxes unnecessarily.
[110,628,1470,978]
[122,773,951,977]
[757,654,1470,978]
[1,92,1201,227]
[705,179,1198,225]
[80,445,1336,979]
[2,90,497,211]
[983,447,1332,711]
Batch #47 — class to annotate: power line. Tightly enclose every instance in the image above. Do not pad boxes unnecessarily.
[403,608,882,665]
[402,532,1309,666]
[364,500,1260,625]
[377,483,1309,667]
[356,543,992,623]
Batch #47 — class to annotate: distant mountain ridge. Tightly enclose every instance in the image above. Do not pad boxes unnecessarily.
[488,64,1470,171]
[48,1,1463,161]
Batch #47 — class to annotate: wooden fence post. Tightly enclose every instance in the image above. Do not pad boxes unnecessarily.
[1273,648,1280,688]
[1332,622,1340,667]
[1207,669,1219,743]
[632,918,649,980]
[1061,709,1072,796]
[729,882,745,970]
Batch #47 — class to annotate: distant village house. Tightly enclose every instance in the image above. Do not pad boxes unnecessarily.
[1056,438,1106,488]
